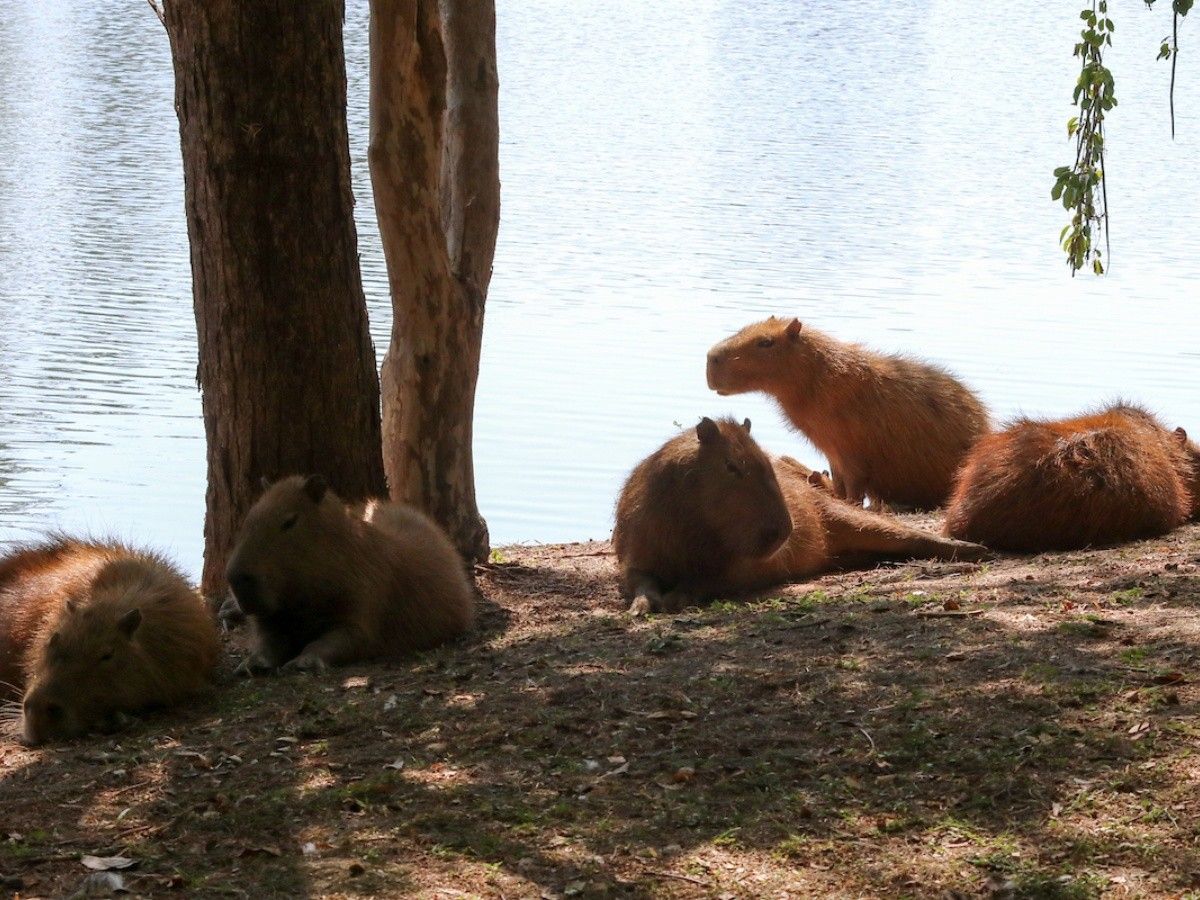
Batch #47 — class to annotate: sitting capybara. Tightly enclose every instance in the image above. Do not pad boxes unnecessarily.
[0,537,217,745]
[225,475,475,673]
[945,403,1200,551]
[612,418,989,613]
[706,317,990,509]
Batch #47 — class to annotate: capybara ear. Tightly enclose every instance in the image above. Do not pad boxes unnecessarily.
[65,598,79,615]
[696,417,721,445]
[808,471,825,487]
[117,608,142,639]
[259,475,272,492]
[303,474,329,504]
[742,418,752,434]
[786,318,803,340]
[1175,427,1189,445]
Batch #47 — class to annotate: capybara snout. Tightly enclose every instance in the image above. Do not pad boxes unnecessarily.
[225,568,264,616]
[21,690,74,746]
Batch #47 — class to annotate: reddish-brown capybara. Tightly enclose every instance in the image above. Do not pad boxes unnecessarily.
[0,537,217,745]
[706,317,991,509]
[945,403,1200,551]
[612,417,989,613]
[225,475,475,674]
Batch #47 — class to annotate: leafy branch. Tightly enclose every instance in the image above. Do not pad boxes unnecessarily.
[1053,1,1115,276]
[1055,0,1190,275]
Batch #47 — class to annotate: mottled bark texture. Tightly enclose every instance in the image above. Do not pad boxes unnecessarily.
[165,0,388,597]
[370,0,500,562]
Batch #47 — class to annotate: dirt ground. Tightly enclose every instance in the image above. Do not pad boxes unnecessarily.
[2,517,1200,899]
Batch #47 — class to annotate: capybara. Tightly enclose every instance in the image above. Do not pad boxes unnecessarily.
[612,418,989,613]
[706,317,990,509]
[225,475,475,673]
[945,403,1200,551]
[0,537,217,745]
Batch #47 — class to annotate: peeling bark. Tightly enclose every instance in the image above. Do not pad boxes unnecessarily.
[369,0,499,562]
[165,0,388,596]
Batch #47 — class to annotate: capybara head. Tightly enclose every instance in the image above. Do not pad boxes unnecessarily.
[1173,426,1200,518]
[692,417,792,557]
[23,563,156,745]
[707,316,813,396]
[226,474,344,617]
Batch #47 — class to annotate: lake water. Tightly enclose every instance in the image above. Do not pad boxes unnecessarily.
[1,1,1197,577]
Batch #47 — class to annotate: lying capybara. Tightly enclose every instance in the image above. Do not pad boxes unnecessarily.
[225,475,475,673]
[945,403,1200,551]
[706,317,990,509]
[0,537,217,745]
[613,418,988,613]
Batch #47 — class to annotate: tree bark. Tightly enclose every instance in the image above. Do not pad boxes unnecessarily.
[165,0,388,597]
[369,0,499,563]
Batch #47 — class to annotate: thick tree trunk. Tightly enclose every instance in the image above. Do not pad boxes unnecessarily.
[369,0,499,563]
[165,0,388,597]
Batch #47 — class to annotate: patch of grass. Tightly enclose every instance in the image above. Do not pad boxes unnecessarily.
[1110,587,1145,606]
[1057,617,1110,639]
[1120,646,1151,665]
[488,549,507,564]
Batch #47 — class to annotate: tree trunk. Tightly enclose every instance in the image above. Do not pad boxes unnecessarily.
[165,0,388,597]
[369,0,500,563]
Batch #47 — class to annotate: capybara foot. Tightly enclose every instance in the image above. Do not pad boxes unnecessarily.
[235,654,277,678]
[217,594,246,629]
[628,595,653,617]
[942,539,993,563]
[281,653,329,675]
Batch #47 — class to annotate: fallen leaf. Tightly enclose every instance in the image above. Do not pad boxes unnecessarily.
[672,766,696,783]
[1151,671,1186,685]
[80,856,136,872]
[341,676,371,691]
[942,598,961,611]
[237,846,283,858]
[383,758,405,771]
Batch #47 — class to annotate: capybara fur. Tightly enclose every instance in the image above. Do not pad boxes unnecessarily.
[613,418,988,613]
[0,537,217,745]
[225,475,475,673]
[706,317,990,509]
[945,403,1200,551]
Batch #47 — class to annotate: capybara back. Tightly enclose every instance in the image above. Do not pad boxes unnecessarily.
[707,317,989,508]
[946,404,1199,551]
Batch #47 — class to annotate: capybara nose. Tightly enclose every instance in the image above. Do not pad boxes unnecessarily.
[24,697,62,722]
[708,351,723,367]
[227,571,259,610]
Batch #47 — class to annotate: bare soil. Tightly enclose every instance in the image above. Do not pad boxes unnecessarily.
[3,517,1200,899]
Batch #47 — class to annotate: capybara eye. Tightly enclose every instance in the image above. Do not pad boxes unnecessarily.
[726,461,742,476]
[756,338,775,349]
[281,514,299,532]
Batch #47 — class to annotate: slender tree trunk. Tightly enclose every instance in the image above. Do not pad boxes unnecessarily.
[165,0,388,597]
[369,0,500,563]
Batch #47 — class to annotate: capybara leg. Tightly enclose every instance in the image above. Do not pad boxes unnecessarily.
[840,472,868,508]
[831,469,848,500]
[283,627,367,672]
[625,570,664,616]
[821,498,990,565]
